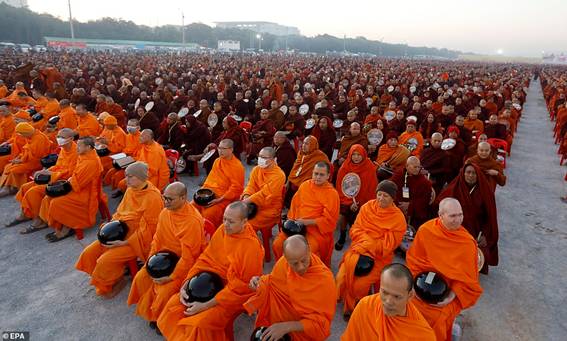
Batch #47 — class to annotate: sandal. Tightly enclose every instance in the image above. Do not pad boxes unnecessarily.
[20,224,48,234]
[47,229,75,243]
[5,217,31,227]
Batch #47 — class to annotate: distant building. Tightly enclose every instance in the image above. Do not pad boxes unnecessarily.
[217,40,240,52]
[214,21,299,36]
[0,0,28,7]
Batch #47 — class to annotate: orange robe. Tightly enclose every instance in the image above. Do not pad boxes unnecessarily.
[75,182,163,295]
[465,155,506,192]
[128,202,207,321]
[16,142,78,219]
[464,118,484,135]
[244,253,336,341]
[336,145,378,207]
[0,135,26,173]
[288,144,330,188]
[0,130,51,188]
[98,127,127,172]
[117,141,170,193]
[33,99,60,131]
[194,156,245,228]
[398,131,425,156]
[157,223,264,341]
[56,106,78,130]
[273,180,340,266]
[407,218,483,341]
[77,113,102,137]
[39,149,103,230]
[341,294,436,341]
[376,144,411,169]
[0,115,16,143]
[336,201,406,313]
[243,164,286,231]
[0,85,7,98]
[104,131,141,188]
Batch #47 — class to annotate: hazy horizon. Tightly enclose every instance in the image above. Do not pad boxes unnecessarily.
[26,0,567,57]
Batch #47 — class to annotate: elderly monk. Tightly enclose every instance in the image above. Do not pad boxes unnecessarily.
[97,115,127,172]
[241,147,285,233]
[336,180,406,316]
[336,122,368,167]
[0,123,51,196]
[31,92,59,130]
[55,99,78,130]
[115,129,169,195]
[157,201,264,341]
[75,162,163,297]
[194,139,245,228]
[376,132,411,172]
[420,132,450,195]
[128,182,207,331]
[341,263,436,340]
[390,156,433,229]
[104,119,141,188]
[398,118,425,156]
[37,137,104,242]
[407,198,483,341]
[274,161,339,266]
[334,144,378,250]
[465,141,506,192]
[76,104,102,138]
[10,129,78,232]
[273,131,297,178]
[464,109,484,136]
[245,235,336,341]
[0,105,16,143]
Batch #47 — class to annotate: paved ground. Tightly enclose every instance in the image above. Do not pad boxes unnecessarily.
[0,80,566,340]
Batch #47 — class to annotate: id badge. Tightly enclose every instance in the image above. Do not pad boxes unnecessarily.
[402,186,410,199]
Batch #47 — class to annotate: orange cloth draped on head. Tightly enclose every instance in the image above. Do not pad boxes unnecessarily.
[406,218,483,341]
[288,136,330,187]
[128,201,207,321]
[336,200,406,314]
[244,253,337,341]
[336,144,378,207]
[157,223,264,341]
[341,294,436,341]
[272,179,340,266]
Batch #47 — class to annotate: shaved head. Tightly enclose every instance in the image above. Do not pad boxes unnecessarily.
[283,235,311,276]
[406,156,421,175]
[58,128,75,139]
[259,146,276,158]
[477,141,491,159]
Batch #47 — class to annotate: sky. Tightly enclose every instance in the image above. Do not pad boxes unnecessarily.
[26,0,567,57]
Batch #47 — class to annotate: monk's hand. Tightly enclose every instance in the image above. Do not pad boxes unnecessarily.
[262,322,293,341]
[184,301,208,316]
[206,197,223,207]
[153,276,172,285]
[433,290,456,307]
[486,169,499,176]
[104,239,128,248]
[34,169,50,176]
[179,281,191,307]
[241,194,250,202]
[249,276,261,291]
[478,235,488,248]
[11,158,22,164]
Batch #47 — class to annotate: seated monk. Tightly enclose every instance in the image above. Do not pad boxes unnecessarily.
[104,119,141,189]
[241,147,285,235]
[0,133,26,174]
[128,182,207,331]
[55,99,78,130]
[38,137,104,242]
[115,129,169,195]
[9,91,36,109]
[76,104,102,138]
[193,139,245,228]
[376,131,410,173]
[407,198,483,341]
[247,109,276,163]
[465,141,506,192]
[336,122,368,166]
[157,201,264,341]
[390,156,433,229]
[245,235,336,341]
[9,129,78,232]
[398,118,425,156]
[341,263,435,340]
[157,113,185,151]
[464,109,484,136]
[0,105,16,143]
[273,131,297,178]
[437,163,499,274]
[32,92,59,131]
[273,161,339,266]
[336,180,406,316]
[0,123,51,197]
[285,135,330,207]
[420,132,450,195]
[334,144,377,251]
[75,162,164,297]
[97,115,127,172]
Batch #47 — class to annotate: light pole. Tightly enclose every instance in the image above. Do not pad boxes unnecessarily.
[181,11,185,45]
[256,34,262,51]
[68,0,75,39]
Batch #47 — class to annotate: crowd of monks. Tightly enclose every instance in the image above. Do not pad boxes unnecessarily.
[0,49,540,340]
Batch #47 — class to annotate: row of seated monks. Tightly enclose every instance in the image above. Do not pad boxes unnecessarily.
[0,50,533,340]
[540,68,567,203]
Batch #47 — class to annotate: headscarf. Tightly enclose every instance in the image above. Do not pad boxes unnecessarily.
[288,135,330,187]
[336,144,378,205]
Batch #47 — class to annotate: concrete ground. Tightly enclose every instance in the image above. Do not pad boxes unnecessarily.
[0,81,566,340]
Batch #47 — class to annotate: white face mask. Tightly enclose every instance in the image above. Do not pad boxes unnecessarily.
[56,137,70,146]
[127,126,138,134]
[257,157,270,168]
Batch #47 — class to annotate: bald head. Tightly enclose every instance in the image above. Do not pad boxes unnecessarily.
[259,146,276,158]
[219,139,234,149]
[140,129,154,144]
[58,128,75,139]
[283,235,311,276]
[163,182,187,210]
[438,197,463,230]
[477,141,492,159]
[406,156,421,175]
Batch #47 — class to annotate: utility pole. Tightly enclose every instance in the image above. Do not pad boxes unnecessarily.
[181,11,185,44]
[343,34,346,52]
[68,0,75,39]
